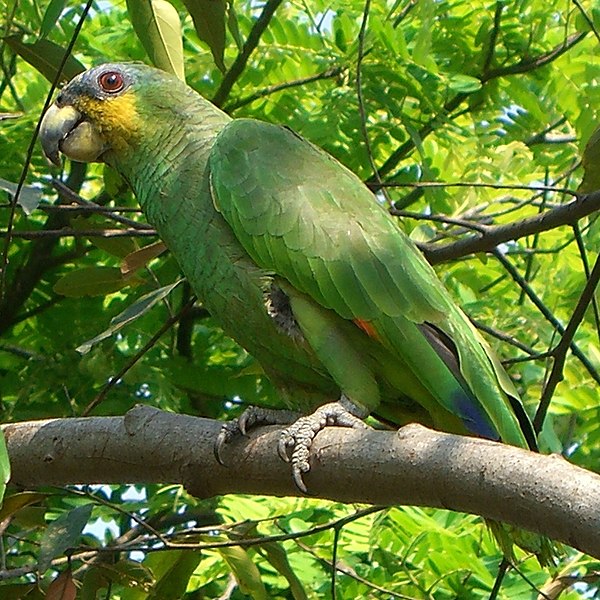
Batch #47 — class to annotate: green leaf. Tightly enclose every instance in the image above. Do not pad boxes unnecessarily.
[227,1,243,51]
[0,492,46,521]
[578,125,600,193]
[76,279,182,354]
[126,0,185,81]
[447,74,482,93]
[39,0,67,39]
[38,504,93,572]
[262,542,308,600]
[53,266,132,297]
[4,36,85,84]
[70,216,137,258]
[182,0,227,72]
[218,546,268,600]
[143,550,201,599]
[0,430,10,508]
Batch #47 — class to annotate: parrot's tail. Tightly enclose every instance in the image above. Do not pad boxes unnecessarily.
[487,519,557,567]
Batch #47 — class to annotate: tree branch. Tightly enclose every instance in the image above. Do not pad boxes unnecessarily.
[4,405,600,559]
[421,189,600,265]
[211,0,285,108]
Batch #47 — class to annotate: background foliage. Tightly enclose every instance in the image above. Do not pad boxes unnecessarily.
[1,0,599,597]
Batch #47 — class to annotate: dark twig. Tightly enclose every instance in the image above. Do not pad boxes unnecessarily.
[356,0,387,198]
[422,190,600,265]
[375,31,587,184]
[524,116,569,146]
[82,298,196,416]
[481,32,587,82]
[212,0,285,107]
[534,253,600,432]
[51,180,152,230]
[0,228,157,240]
[573,223,600,345]
[225,66,343,112]
[0,0,94,301]
[482,2,505,76]
[572,0,600,44]
[493,250,600,386]
[471,319,536,356]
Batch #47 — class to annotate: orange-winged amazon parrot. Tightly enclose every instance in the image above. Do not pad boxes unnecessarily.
[39,63,552,564]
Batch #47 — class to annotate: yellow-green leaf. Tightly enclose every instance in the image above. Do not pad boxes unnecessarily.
[53,267,131,297]
[218,546,268,600]
[126,0,185,81]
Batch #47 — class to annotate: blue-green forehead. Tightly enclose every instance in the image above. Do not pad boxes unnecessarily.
[58,63,145,102]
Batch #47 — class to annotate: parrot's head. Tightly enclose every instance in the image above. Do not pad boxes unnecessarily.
[39,63,189,167]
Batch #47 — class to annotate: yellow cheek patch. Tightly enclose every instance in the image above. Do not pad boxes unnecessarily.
[75,90,141,154]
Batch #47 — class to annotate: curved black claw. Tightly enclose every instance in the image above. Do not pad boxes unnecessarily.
[278,401,371,493]
[214,406,301,465]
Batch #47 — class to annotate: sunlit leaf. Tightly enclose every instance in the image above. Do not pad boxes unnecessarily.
[39,0,67,39]
[126,0,185,80]
[120,241,167,276]
[0,492,47,522]
[76,279,182,353]
[218,546,268,600]
[143,550,201,599]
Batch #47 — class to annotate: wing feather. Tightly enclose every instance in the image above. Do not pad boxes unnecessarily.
[209,119,532,448]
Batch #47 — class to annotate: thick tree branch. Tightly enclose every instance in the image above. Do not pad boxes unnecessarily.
[421,189,600,265]
[4,405,599,559]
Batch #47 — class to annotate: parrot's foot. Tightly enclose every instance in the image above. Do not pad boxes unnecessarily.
[214,406,301,465]
[278,398,370,493]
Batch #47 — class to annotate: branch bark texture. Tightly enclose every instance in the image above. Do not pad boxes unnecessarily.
[4,405,599,559]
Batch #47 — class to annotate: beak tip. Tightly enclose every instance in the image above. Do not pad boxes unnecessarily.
[44,150,62,168]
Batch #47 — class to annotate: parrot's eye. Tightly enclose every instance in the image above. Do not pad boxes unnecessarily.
[98,71,125,94]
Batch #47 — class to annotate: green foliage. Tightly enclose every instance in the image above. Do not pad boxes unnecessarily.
[1,0,600,597]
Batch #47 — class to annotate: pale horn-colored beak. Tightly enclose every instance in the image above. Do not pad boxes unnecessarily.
[40,104,106,166]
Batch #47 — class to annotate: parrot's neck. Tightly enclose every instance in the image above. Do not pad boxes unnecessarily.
[112,100,269,326]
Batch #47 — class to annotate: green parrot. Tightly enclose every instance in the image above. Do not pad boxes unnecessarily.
[39,63,551,563]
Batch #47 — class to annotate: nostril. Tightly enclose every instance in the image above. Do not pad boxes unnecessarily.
[56,92,65,106]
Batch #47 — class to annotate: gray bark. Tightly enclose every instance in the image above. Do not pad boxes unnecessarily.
[4,404,599,559]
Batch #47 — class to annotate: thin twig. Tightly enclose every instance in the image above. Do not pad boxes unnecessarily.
[422,189,600,265]
[0,0,94,301]
[482,2,504,75]
[493,250,600,386]
[534,253,600,432]
[572,0,600,44]
[51,180,152,229]
[0,228,157,239]
[212,0,285,107]
[81,298,195,416]
[225,66,343,112]
[374,31,587,183]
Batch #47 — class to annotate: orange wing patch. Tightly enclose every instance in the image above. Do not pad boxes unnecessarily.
[353,319,380,341]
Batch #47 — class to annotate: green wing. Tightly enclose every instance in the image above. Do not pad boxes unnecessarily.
[209,119,534,449]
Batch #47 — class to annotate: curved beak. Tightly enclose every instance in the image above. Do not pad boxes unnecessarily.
[40,104,107,166]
